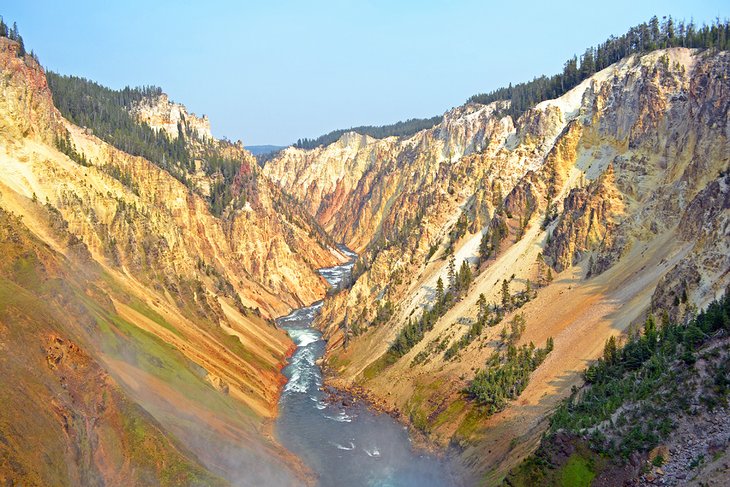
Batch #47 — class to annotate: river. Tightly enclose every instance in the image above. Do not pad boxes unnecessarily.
[275,247,460,487]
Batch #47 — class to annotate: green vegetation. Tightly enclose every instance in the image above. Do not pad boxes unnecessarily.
[54,129,90,166]
[506,289,730,485]
[388,305,445,358]
[294,115,443,149]
[444,318,485,360]
[445,211,469,255]
[46,73,182,167]
[412,333,452,365]
[549,294,730,455]
[466,338,553,415]
[469,17,730,120]
[388,260,476,359]
[100,163,140,195]
[442,298,506,360]
[362,352,398,381]
[558,455,596,487]
[45,72,244,216]
[372,300,395,326]
[126,295,183,339]
[479,217,508,263]
[0,17,28,58]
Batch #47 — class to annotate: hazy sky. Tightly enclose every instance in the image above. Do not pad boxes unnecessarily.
[3,1,727,145]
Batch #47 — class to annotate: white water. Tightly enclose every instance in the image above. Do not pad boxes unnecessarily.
[275,246,461,486]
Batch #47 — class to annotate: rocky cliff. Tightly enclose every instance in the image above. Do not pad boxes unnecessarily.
[131,93,212,141]
[0,36,340,486]
[265,47,730,483]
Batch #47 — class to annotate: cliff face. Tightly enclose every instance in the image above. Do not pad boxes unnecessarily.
[0,36,335,486]
[544,164,624,273]
[266,47,729,482]
[0,209,227,487]
[130,93,212,141]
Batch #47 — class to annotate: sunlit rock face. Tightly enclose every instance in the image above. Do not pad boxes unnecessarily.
[130,93,212,141]
[265,47,730,482]
[0,35,345,486]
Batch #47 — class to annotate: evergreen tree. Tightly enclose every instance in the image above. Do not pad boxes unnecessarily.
[16,33,25,57]
[294,115,443,149]
[501,279,511,309]
[459,260,473,290]
[603,335,618,364]
[479,230,490,262]
[448,255,456,290]
[436,277,444,303]
[467,17,730,120]
[477,293,488,320]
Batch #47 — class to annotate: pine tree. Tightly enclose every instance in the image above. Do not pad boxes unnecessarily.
[448,255,456,290]
[501,279,510,309]
[459,260,472,290]
[603,335,618,364]
[477,293,487,320]
[436,277,444,303]
[644,314,657,341]
[17,33,25,57]
[479,230,490,262]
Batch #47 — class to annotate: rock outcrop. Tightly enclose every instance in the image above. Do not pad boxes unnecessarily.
[0,36,332,486]
[130,93,212,141]
[264,47,730,483]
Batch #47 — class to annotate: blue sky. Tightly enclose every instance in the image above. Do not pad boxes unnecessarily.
[3,1,727,145]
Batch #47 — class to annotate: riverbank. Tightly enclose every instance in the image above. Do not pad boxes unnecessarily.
[273,248,461,486]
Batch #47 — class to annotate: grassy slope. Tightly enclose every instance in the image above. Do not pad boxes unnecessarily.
[0,209,228,486]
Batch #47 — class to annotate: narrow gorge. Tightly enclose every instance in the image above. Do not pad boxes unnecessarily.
[1,11,729,487]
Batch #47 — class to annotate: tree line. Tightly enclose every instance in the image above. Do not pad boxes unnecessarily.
[553,289,729,453]
[46,72,246,217]
[46,72,189,173]
[293,115,443,150]
[468,16,730,120]
[0,17,26,57]
[293,17,728,152]
[507,288,730,484]
[388,257,476,358]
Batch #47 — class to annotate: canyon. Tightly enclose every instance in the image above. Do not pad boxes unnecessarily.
[0,35,344,486]
[264,47,730,483]
[1,17,729,487]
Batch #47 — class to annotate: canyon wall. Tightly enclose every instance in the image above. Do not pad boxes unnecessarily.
[0,36,341,486]
[264,47,730,483]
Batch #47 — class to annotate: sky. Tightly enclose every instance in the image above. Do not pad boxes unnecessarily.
[3,1,727,145]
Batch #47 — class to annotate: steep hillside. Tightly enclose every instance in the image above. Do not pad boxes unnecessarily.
[0,207,227,486]
[266,47,730,483]
[45,72,343,313]
[505,292,730,486]
[0,35,341,485]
